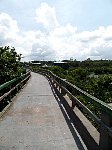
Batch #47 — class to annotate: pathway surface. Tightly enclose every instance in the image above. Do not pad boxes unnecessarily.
[0,72,87,150]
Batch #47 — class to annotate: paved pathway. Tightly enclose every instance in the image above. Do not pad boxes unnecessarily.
[0,72,87,150]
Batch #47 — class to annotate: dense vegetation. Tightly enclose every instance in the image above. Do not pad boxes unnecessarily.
[0,46,25,84]
[45,60,112,128]
[48,60,112,103]
[0,46,27,111]
[1,47,112,126]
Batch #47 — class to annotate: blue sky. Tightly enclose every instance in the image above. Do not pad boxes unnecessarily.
[1,0,112,31]
[0,0,112,61]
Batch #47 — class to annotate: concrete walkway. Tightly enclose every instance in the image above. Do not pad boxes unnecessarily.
[0,72,87,150]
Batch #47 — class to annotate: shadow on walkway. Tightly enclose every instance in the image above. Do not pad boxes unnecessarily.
[45,76,99,150]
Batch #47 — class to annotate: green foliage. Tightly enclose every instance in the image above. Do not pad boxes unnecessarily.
[30,59,112,128]
[49,66,67,78]
[0,46,23,84]
[89,76,112,102]
[48,60,112,103]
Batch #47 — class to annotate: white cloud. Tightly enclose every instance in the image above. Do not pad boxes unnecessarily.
[35,2,59,30]
[89,43,112,60]
[0,3,112,61]
[50,24,77,37]
[0,13,19,45]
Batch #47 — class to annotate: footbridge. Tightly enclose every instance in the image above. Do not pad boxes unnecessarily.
[0,70,112,150]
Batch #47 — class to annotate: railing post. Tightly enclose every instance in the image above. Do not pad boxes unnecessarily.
[61,88,66,96]
[99,111,112,150]
[61,80,66,96]
[9,84,12,102]
[59,86,61,92]
[58,80,61,92]
[71,97,76,109]
[56,78,60,89]
[55,82,58,89]
[16,83,19,92]
[50,77,53,84]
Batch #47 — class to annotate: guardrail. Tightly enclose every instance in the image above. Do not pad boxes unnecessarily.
[36,69,112,150]
[0,71,31,111]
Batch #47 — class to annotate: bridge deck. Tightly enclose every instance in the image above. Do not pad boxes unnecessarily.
[0,72,87,150]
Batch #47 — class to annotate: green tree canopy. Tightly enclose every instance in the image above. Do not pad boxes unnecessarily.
[0,46,23,84]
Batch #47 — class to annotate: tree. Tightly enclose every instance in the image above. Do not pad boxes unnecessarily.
[0,46,23,84]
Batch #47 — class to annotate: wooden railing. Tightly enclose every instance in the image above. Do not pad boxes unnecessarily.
[0,71,31,111]
[36,69,112,150]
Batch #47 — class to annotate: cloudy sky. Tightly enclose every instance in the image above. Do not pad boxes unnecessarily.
[0,0,112,61]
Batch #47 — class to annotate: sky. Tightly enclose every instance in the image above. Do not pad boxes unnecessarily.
[0,0,112,61]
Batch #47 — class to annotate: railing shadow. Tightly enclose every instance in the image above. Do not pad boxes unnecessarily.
[46,76,99,150]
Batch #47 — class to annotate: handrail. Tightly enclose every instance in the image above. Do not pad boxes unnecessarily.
[0,78,17,91]
[67,81,112,115]
[0,71,31,90]
[58,82,101,125]
[43,70,101,124]
[0,71,31,102]
[40,70,112,116]
[36,69,112,149]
